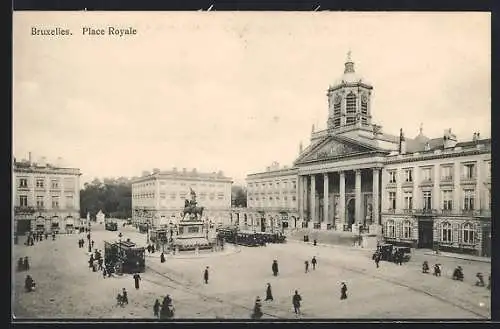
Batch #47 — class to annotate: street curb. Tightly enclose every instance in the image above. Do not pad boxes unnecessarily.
[145,248,241,260]
[423,252,491,264]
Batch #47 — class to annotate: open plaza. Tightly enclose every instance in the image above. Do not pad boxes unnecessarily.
[13,219,490,320]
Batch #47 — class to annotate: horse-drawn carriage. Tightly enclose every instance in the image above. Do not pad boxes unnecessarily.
[104,240,146,274]
[377,243,411,263]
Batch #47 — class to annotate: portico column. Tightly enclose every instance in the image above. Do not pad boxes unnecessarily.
[310,174,316,223]
[298,175,303,219]
[355,169,362,224]
[302,176,308,220]
[372,168,380,225]
[323,173,329,227]
[339,171,346,228]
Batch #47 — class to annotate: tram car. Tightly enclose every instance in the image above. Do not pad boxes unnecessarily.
[105,218,118,231]
[255,232,286,244]
[150,228,169,243]
[216,226,239,244]
[236,231,265,247]
[377,244,411,263]
[104,239,146,274]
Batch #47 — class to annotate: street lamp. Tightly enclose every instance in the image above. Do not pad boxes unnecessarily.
[146,219,150,245]
[118,232,123,273]
[88,221,92,253]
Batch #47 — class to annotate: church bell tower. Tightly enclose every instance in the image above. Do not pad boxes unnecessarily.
[326,52,374,132]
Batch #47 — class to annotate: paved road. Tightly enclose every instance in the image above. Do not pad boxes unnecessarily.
[12,222,490,319]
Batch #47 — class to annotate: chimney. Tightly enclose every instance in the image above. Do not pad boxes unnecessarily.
[399,128,406,154]
[472,132,477,142]
[28,152,32,164]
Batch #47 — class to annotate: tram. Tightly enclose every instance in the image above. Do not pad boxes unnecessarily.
[105,218,118,231]
[104,239,146,274]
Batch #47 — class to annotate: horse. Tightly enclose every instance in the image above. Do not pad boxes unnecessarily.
[182,206,204,220]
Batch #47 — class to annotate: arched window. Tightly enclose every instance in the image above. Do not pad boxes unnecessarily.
[386,220,395,238]
[441,222,452,242]
[346,92,356,114]
[403,220,412,239]
[462,222,475,244]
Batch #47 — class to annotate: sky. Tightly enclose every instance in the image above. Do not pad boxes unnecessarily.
[13,12,491,186]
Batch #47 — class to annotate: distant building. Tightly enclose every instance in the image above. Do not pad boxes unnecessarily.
[239,53,490,256]
[237,162,299,232]
[13,153,81,235]
[131,168,233,227]
[381,130,491,256]
[96,210,105,223]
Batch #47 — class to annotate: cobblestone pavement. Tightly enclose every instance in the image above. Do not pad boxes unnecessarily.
[12,223,490,319]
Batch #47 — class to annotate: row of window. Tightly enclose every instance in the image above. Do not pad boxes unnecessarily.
[134,181,226,189]
[387,161,491,184]
[18,195,74,209]
[248,180,297,190]
[18,177,76,189]
[133,193,226,201]
[385,220,476,244]
[249,195,297,201]
[387,188,486,211]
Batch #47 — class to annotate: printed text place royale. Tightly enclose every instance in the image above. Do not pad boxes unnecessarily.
[32,27,71,36]
[82,27,137,37]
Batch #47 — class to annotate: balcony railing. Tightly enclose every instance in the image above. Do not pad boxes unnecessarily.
[402,180,413,187]
[441,175,453,182]
[419,178,433,186]
[460,176,476,185]
[413,208,437,216]
[14,206,36,215]
[440,209,454,215]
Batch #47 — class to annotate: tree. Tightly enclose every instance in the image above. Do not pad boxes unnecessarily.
[80,177,132,219]
[231,185,247,208]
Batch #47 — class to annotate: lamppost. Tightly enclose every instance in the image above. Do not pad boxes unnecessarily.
[88,220,92,253]
[118,232,123,272]
[146,219,150,245]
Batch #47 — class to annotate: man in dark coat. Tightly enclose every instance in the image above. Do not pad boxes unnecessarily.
[265,283,273,301]
[251,296,263,319]
[374,252,381,268]
[147,245,152,254]
[305,260,309,273]
[292,290,302,315]
[340,282,348,300]
[203,266,209,284]
[272,260,279,276]
[311,256,317,270]
[153,299,161,318]
[25,275,34,292]
[122,288,128,304]
[160,252,166,263]
[17,258,24,272]
[133,273,141,289]
[23,257,30,271]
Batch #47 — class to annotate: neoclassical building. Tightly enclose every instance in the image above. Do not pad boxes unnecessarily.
[131,168,233,227]
[13,154,82,235]
[237,53,490,256]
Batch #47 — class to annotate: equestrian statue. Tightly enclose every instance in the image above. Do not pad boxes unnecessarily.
[182,188,204,221]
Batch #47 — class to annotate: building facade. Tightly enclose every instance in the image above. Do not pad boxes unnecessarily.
[236,162,299,232]
[131,168,233,227]
[13,155,81,235]
[240,53,490,256]
[381,132,491,256]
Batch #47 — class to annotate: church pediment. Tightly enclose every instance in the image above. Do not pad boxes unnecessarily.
[295,136,378,164]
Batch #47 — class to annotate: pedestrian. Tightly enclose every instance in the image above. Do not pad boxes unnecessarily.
[292,290,302,315]
[122,288,128,304]
[203,266,209,284]
[25,275,35,292]
[311,256,317,270]
[23,256,30,271]
[160,294,174,319]
[45,232,48,240]
[340,282,348,300]
[151,245,155,253]
[313,239,317,246]
[398,251,403,266]
[153,299,160,318]
[133,273,141,289]
[91,240,95,248]
[147,245,151,254]
[251,296,263,319]
[433,264,441,277]
[265,283,273,301]
[272,260,279,277]
[304,260,309,273]
[17,258,24,272]
[160,252,166,263]
[87,233,90,241]
[102,267,107,278]
[52,232,56,240]
[98,258,103,271]
[422,261,429,273]
[375,252,381,268]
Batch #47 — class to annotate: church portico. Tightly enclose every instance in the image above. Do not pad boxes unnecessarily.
[298,166,382,232]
